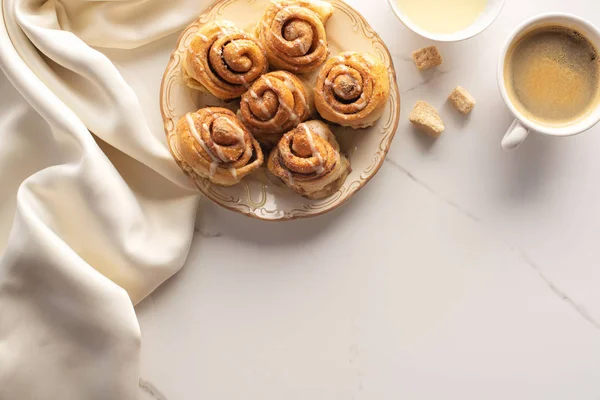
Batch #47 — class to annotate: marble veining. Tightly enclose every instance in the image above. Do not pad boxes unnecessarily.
[194,226,224,238]
[139,379,169,400]
[136,0,600,398]
[512,247,600,331]
[385,157,480,223]
[397,55,416,63]
[402,68,454,93]
[385,157,600,332]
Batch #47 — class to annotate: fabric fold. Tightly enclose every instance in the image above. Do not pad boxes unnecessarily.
[0,0,206,398]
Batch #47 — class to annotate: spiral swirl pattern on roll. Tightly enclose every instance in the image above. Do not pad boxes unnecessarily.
[239,71,313,146]
[183,21,268,100]
[268,121,351,199]
[256,0,333,74]
[314,51,390,128]
[175,107,263,186]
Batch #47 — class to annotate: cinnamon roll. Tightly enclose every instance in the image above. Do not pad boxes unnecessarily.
[256,0,333,74]
[183,21,268,100]
[239,71,313,147]
[174,107,264,186]
[314,51,390,128]
[268,120,351,199]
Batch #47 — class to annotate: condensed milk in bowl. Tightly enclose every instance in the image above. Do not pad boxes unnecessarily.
[388,0,505,42]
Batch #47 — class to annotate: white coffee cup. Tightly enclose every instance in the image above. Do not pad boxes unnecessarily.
[497,13,600,150]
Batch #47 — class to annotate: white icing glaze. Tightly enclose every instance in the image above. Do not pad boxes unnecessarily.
[265,77,298,121]
[305,121,330,139]
[214,117,247,160]
[249,88,272,118]
[283,77,296,91]
[297,40,308,54]
[214,144,227,160]
[197,33,209,42]
[209,163,218,178]
[224,38,253,87]
[194,55,205,70]
[186,113,221,177]
[229,167,238,180]
[215,21,238,41]
[302,124,324,174]
[283,76,307,112]
[220,117,246,144]
[228,38,242,53]
[217,24,238,45]
[214,22,226,38]
[286,170,295,185]
[319,39,326,47]
[353,93,368,111]
[272,0,284,10]
[264,77,275,91]
[279,100,298,121]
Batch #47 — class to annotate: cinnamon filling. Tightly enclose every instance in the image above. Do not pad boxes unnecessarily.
[291,134,313,158]
[249,90,279,120]
[212,117,239,146]
[207,36,264,86]
[282,19,314,56]
[222,41,253,72]
[333,75,362,102]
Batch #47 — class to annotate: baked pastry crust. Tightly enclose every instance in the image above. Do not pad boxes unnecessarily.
[255,0,333,74]
[183,21,268,100]
[174,107,264,186]
[268,120,351,199]
[314,51,390,128]
[238,71,313,147]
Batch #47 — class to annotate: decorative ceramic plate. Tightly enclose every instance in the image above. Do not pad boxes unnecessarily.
[160,0,400,221]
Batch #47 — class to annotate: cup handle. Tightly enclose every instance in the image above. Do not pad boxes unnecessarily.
[501,120,529,150]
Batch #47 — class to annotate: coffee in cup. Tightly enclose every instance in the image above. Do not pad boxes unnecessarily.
[504,25,600,127]
[498,14,600,150]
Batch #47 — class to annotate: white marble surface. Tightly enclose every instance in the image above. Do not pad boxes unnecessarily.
[135,0,600,398]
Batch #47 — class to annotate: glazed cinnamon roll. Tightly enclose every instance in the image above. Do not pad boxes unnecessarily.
[183,21,268,100]
[174,107,263,186]
[256,0,333,74]
[239,71,313,147]
[314,51,390,128]
[268,120,351,199]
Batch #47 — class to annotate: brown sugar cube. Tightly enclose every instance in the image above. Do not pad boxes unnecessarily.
[409,101,445,138]
[449,86,476,114]
[412,46,443,70]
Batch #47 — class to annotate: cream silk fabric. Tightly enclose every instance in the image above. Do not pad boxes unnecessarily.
[0,0,208,398]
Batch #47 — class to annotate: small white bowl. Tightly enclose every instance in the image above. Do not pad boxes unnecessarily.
[387,0,505,42]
